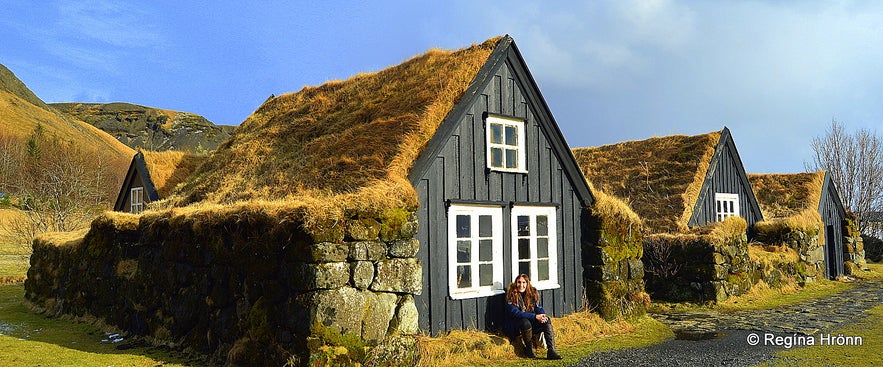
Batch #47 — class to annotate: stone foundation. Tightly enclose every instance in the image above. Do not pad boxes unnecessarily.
[25,207,419,366]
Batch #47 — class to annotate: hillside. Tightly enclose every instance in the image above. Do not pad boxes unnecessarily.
[51,102,235,153]
[0,64,133,161]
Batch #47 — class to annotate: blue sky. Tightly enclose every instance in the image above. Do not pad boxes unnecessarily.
[1,1,881,174]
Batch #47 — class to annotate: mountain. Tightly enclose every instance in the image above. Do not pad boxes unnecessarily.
[0,64,133,160]
[50,102,236,153]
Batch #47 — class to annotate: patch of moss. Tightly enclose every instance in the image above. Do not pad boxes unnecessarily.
[309,323,369,365]
[379,208,412,241]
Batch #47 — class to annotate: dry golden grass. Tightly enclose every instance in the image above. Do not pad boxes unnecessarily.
[588,186,643,226]
[0,90,133,161]
[415,310,636,367]
[572,131,721,234]
[748,171,825,219]
[748,243,800,267]
[160,37,502,223]
[707,215,748,245]
[140,150,208,198]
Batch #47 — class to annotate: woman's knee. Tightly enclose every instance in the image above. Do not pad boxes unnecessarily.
[517,318,532,331]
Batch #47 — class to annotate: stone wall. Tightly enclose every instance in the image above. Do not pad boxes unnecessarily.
[582,208,649,320]
[843,218,868,275]
[25,207,419,366]
[642,231,752,303]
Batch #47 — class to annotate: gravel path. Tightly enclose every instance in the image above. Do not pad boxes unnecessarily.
[570,280,883,367]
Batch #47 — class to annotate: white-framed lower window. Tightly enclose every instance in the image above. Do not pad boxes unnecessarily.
[485,115,526,172]
[448,204,504,299]
[511,205,559,290]
[715,193,740,222]
[130,187,144,214]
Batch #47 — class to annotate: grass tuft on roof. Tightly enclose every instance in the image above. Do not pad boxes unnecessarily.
[748,171,824,219]
[573,131,720,233]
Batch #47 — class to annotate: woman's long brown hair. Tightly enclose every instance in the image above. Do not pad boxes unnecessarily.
[506,274,539,312]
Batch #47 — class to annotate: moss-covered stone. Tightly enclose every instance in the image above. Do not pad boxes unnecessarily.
[351,261,374,290]
[371,258,422,295]
[347,218,381,241]
[349,241,387,261]
[388,238,419,258]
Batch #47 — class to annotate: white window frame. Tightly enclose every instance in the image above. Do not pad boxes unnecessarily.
[511,205,559,290]
[485,115,527,173]
[715,193,740,222]
[130,187,144,214]
[448,204,505,300]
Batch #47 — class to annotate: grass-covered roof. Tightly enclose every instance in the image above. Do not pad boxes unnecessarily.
[166,37,502,219]
[572,131,721,234]
[140,150,207,198]
[747,171,825,219]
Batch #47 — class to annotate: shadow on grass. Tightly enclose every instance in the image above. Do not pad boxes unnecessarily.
[0,284,208,367]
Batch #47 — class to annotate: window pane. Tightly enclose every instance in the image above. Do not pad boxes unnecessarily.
[538,260,549,281]
[478,215,493,237]
[456,215,470,238]
[517,215,530,236]
[491,124,502,144]
[457,240,471,262]
[717,200,721,214]
[479,264,493,286]
[505,149,517,168]
[537,238,548,258]
[505,125,517,146]
[457,266,471,288]
[491,148,503,167]
[479,239,493,261]
[518,238,531,259]
[519,261,530,278]
[536,215,548,236]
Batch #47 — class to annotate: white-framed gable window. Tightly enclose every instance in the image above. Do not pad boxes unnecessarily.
[486,115,526,172]
[715,193,740,222]
[130,187,144,214]
[511,206,559,290]
[448,204,504,299]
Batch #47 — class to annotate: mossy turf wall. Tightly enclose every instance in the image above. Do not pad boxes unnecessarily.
[642,232,753,303]
[25,206,420,367]
[582,207,649,320]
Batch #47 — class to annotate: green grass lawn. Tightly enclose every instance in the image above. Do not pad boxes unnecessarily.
[756,303,883,367]
[0,284,205,366]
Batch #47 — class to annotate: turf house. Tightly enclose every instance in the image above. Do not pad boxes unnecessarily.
[25,36,614,366]
[749,171,865,280]
[114,150,207,213]
[572,128,765,302]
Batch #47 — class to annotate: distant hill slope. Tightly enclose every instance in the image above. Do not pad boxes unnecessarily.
[51,102,236,153]
[0,64,133,162]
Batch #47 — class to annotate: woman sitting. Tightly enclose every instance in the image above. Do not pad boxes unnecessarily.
[503,274,562,360]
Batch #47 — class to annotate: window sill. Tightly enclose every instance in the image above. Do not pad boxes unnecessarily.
[487,167,528,174]
[534,282,560,291]
[449,288,505,300]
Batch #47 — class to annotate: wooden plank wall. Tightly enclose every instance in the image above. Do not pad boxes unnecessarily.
[692,143,762,229]
[414,59,585,336]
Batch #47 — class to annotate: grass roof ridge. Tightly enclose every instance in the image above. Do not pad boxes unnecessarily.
[165,36,504,219]
[572,130,721,233]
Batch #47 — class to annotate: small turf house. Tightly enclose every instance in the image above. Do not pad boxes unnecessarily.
[168,36,594,336]
[114,150,206,213]
[572,127,763,235]
[748,171,847,279]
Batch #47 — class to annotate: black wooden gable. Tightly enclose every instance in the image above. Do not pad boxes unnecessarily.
[113,151,159,211]
[409,36,592,206]
[409,36,593,336]
[819,171,846,278]
[689,127,764,229]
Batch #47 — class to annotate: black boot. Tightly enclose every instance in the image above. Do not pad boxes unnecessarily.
[521,328,536,358]
[543,323,562,360]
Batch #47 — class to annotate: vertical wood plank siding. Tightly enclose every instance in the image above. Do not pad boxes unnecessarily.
[415,60,585,335]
